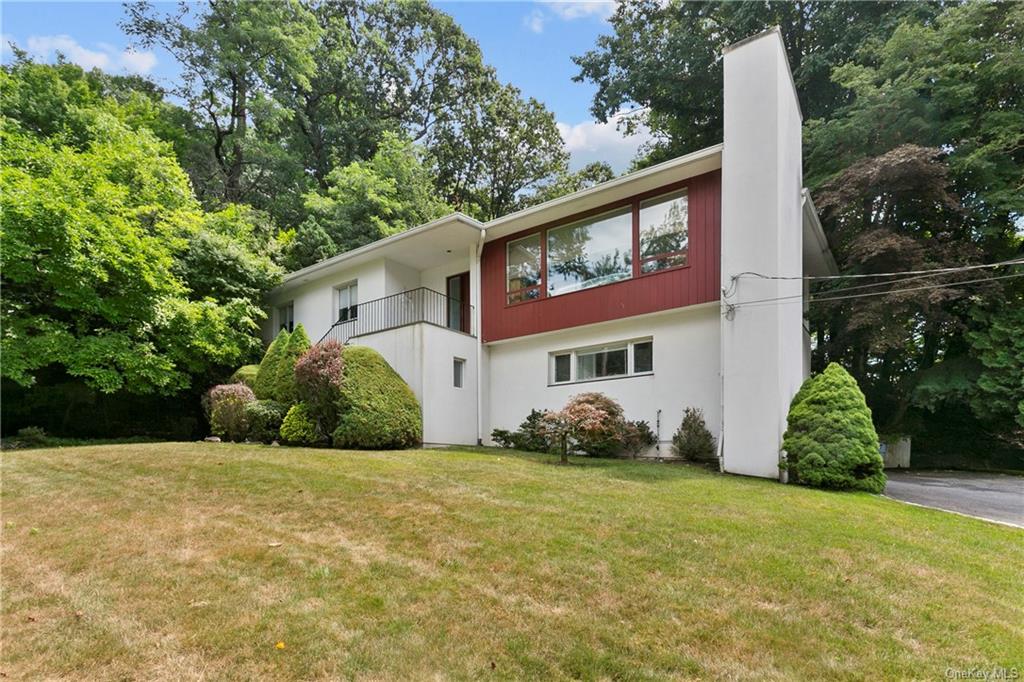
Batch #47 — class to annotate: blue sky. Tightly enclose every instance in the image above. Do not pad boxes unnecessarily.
[1,1,651,171]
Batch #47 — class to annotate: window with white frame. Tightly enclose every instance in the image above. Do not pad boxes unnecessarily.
[549,338,653,385]
[453,357,465,388]
[277,302,294,332]
[334,281,358,322]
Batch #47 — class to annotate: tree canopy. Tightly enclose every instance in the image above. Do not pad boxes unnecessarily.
[1,58,279,395]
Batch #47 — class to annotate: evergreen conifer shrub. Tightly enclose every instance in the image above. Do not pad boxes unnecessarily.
[253,329,290,399]
[279,402,320,445]
[229,364,260,389]
[332,346,421,449]
[671,407,716,462]
[272,324,311,404]
[782,363,886,493]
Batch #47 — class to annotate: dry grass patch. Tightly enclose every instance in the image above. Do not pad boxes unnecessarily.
[1,443,1021,680]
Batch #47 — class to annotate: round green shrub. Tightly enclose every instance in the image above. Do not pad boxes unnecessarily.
[782,363,886,493]
[244,400,289,443]
[230,364,259,389]
[253,329,290,400]
[294,339,344,433]
[273,323,311,404]
[279,402,321,445]
[332,345,421,449]
[205,383,256,442]
[671,407,717,462]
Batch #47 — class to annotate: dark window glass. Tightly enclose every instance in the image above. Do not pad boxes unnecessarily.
[453,358,465,388]
[553,354,571,383]
[577,347,627,380]
[633,341,653,373]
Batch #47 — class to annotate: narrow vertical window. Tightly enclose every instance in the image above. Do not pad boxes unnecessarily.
[633,341,653,373]
[552,353,571,383]
[639,190,688,273]
[277,302,294,332]
[507,234,542,304]
[453,358,465,388]
[335,281,358,321]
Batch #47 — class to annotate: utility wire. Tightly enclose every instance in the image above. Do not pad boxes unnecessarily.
[726,271,1024,310]
[731,256,1024,283]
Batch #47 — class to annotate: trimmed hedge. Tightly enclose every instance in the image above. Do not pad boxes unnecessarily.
[253,329,290,400]
[332,345,421,449]
[229,364,260,389]
[273,324,310,404]
[280,402,320,445]
[782,363,886,493]
[244,400,289,443]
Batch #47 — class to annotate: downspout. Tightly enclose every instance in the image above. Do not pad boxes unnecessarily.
[475,228,487,446]
[719,283,731,473]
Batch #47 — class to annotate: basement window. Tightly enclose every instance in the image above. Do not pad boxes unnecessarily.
[453,357,465,388]
[549,338,653,385]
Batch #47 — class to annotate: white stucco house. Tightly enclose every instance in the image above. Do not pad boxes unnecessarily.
[262,28,837,480]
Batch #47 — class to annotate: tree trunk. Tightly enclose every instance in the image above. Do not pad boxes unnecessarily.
[225,79,247,202]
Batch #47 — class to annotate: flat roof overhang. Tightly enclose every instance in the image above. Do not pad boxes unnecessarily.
[273,213,484,295]
[482,144,722,242]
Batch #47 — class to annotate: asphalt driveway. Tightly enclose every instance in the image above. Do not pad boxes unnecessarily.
[884,471,1023,527]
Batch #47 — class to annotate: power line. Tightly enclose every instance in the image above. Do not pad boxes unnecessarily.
[727,271,1024,310]
[731,257,1024,284]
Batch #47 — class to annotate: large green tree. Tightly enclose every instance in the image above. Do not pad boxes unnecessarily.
[285,132,452,268]
[124,0,322,224]
[1,59,280,395]
[805,2,1024,433]
[573,0,929,167]
[432,82,568,219]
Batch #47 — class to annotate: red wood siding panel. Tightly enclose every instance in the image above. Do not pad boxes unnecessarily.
[481,169,721,343]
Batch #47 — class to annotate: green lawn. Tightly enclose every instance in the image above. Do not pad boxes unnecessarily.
[2,444,1021,680]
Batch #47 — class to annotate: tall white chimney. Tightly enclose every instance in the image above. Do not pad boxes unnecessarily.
[720,27,805,479]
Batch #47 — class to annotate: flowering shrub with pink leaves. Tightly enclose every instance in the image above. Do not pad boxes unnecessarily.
[294,340,344,432]
[542,395,611,464]
[203,383,256,442]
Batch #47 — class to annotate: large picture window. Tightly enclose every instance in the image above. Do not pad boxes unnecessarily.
[549,338,653,385]
[547,209,632,296]
[506,233,541,304]
[639,191,688,273]
[503,186,692,304]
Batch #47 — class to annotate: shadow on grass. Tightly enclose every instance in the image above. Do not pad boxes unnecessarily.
[439,444,716,484]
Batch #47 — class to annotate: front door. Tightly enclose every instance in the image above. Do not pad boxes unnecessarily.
[446,272,470,334]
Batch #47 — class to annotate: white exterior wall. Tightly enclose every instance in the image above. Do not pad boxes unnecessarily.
[485,305,721,455]
[720,28,805,478]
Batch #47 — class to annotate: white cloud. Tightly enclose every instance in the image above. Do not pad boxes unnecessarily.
[120,49,158,75]
[542,1,617,22]
[523,9,546,34]
[22,34,157,74]
[557,110,654,173]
